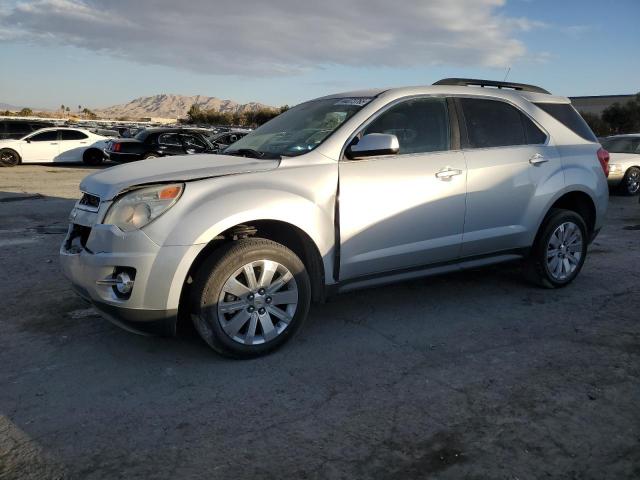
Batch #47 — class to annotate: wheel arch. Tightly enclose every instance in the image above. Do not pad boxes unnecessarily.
[175,219,328,330]
[537,189,597,241]
[83,147,103,161]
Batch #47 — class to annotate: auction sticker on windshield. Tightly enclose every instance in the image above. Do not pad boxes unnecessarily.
[334,97,372,106]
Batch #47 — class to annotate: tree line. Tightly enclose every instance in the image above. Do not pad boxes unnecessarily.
[183,104,290,127]
[580,93,640,137]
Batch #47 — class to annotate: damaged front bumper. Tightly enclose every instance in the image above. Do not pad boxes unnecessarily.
[59,195,203,336]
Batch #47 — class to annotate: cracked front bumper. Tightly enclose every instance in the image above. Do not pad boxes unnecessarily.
[60,220,204,335]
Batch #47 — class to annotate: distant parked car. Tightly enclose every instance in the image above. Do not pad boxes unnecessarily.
[0,127,107,166]
[600,134,640,195]
[105,128,215,162]
[0,119,55,140]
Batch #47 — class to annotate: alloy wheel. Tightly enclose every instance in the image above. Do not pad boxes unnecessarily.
[217,259,298,345]
[0,151,18,167]
[626,170,640,194]
[546,222,583,281]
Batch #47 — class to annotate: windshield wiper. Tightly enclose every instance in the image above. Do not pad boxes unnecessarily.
[224,148,280,159]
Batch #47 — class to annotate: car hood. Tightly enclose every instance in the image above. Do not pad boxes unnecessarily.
[81,154,280,200]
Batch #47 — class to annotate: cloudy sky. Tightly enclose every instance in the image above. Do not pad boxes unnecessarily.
[0,0,638,109]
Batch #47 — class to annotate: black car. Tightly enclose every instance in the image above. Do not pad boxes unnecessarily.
[105,128,215,162]
[0,119,55,140]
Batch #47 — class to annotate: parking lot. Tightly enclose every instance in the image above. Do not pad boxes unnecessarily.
[1,165,639,479]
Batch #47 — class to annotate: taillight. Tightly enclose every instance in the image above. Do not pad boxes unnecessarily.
[597,148,609,177]
[112,142,121,152]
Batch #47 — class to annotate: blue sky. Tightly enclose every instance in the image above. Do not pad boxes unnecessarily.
[0,0,638,110]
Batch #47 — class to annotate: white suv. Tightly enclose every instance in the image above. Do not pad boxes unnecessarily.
[60,78,610,358]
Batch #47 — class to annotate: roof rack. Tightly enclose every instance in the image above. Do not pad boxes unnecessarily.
[433,78,550,94]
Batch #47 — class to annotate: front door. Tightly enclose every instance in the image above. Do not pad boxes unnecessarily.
[339,97,467,280]
[20,130,60,162]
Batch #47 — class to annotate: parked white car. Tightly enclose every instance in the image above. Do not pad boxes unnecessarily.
[0,127,108,166]
[600,134,640,195]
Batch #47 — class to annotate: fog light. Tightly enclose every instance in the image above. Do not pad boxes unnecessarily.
[115,271,134,294]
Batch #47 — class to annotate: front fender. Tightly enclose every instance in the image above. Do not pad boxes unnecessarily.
[142,164,338,283]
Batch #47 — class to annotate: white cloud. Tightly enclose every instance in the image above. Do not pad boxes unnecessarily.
[0,0,545,75]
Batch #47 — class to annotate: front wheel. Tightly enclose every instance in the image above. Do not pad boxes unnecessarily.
[525,209,588,288]
[190,238,311,358]
[0,149,20,167]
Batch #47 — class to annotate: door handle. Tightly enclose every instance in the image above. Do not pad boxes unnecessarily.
[50,143,58,145]
[529,153,548,165]
[435,167,463,180]
[79,141,87,144]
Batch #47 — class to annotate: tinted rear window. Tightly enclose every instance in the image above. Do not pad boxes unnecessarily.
[60,130,88,140]
[460,98,546,149]
[534,103,597,142]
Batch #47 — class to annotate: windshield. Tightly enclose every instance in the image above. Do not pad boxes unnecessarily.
[224,97,372,157]
[601,137,640,154]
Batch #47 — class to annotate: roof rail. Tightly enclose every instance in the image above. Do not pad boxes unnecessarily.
[433,78,550,94]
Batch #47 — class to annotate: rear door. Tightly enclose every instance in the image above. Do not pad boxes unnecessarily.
[339,96,467,279]
[58,130,90,162]
[19,130,60,162]
[457,97,559,256]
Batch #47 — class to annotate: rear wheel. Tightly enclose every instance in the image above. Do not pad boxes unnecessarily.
[190,238,311,358]
[0,149,20,167]
[525,209,588,288]
[83,148,104,166]
[620,167,640,196]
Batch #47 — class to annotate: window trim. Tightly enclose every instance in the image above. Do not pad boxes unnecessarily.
[453,95,550,151]
[340,94,455,162]
[27,129,59,142]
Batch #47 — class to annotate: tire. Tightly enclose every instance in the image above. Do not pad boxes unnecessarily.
[619,167,640,196]
[83,149,104,166]
[525,209,588,288]
[0,149,21,167]
[190,238,311,358]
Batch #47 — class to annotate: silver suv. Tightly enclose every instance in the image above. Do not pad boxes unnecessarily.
[60,78,610,358]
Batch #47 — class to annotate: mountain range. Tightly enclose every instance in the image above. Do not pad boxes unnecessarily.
[95,94,274,119]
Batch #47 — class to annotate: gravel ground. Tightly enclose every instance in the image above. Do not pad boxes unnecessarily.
[1,165,639,480]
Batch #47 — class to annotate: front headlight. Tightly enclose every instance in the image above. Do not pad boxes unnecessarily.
[103,183,183,232]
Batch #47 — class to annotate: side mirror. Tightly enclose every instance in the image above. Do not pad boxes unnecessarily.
[346,133,399,160]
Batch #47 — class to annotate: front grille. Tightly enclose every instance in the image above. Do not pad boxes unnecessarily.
[78,192,100,211]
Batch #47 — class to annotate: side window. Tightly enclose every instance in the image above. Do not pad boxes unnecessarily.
[157,133,181,146]
[364,97,450,154]
[461,98,534,148]
[29,130,58,142]
[180,134,207,150]
[534,102,597,142]
[60,130,88,140]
